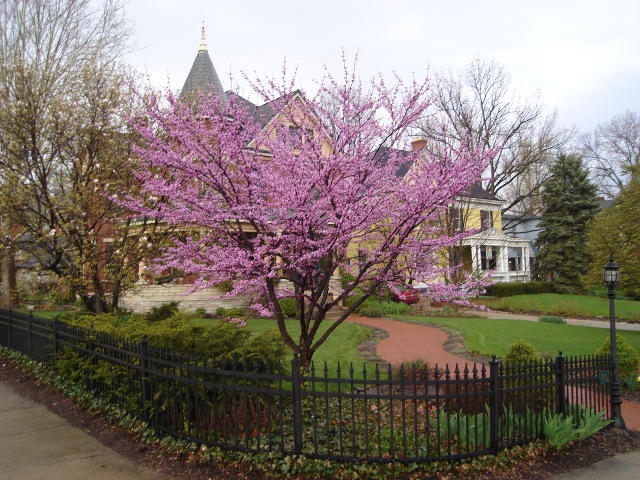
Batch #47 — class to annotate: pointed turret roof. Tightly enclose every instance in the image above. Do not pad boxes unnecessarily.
[180,24,228,105]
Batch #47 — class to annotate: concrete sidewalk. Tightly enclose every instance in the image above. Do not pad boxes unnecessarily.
[463,309,640,331]
[551,450,640,479]
[0,381,176,480]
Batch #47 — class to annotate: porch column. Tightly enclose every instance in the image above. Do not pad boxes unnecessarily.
[472,244,481,273]
[499,246,508,278]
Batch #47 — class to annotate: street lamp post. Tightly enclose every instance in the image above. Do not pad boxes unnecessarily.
[603,254,625,429]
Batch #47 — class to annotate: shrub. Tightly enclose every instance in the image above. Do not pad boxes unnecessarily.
[505,340,542,363]
[379,301,411,315]
[278,297,297,318]
[194,307,207,317]
[223,307,247,318]
[214,279,234,293]
[484,281,555,297]
[358,300,386,317]
[61,311,286,362]
[538,315,566,324]
[145,301,180,322]
[343,293,363,308]
[596,334,640,377]
[339,268,357,290]
[355,298,411,317]
[215,307,226,317]
[504,340,549,413]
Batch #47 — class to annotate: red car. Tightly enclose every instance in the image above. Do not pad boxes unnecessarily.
[392,285,420,305]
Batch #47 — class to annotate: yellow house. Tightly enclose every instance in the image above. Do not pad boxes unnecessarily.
[348,141,532,286]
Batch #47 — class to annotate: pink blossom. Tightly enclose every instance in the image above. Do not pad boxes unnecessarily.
[122,61,496,364]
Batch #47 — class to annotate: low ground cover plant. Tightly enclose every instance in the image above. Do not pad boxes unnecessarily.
[543,407,613,451]
[539,315,567,324]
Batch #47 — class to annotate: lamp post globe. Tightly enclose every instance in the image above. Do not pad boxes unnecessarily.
[604,254,625,428]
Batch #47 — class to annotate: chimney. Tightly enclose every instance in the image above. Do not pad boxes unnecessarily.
[411,139,427,151]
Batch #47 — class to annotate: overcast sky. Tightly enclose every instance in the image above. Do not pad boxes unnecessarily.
[123,0,640,134]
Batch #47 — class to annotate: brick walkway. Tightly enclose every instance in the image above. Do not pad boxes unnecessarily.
[347,315,640,431]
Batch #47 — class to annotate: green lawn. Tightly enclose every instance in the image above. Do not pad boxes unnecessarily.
[406,315,640,359]
[242,318,376,372]
[474,293,640,321]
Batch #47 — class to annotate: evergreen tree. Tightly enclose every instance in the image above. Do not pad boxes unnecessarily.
[583,167,640,298]
[535,154,599,293]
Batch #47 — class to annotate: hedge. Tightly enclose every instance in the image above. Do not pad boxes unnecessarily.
[485,281,556,297]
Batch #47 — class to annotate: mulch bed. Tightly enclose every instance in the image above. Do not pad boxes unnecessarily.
[1,357,640,480]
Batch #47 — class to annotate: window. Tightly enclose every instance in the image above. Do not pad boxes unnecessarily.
[449,207,464,232]
[357,250,368,273]
[480,245,498,270]
[507,247,522,272]
[288,125,301,140]
[480,210,493,228]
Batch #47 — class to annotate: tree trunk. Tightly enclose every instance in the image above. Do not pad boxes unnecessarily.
[0,247,19,309]
[0,216,19,309]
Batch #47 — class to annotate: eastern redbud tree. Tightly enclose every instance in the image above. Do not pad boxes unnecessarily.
[124,66,496,367]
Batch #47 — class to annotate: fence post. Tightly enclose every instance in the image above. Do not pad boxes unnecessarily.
[88,324,96,390]
[291,354,303,455]
[489,355,500,454]
[555,352,566,416]
[28,312,33,358]
[52,319,59,365]
[7,309,12,349]
[140,335,151,421]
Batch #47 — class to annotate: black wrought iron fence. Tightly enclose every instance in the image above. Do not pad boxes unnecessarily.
[0,308,612,463]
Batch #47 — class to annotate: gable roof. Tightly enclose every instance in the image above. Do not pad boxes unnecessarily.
[373,146,413,178]
[180,25,228,106]
[374,146,499,201]
[226,91,280,129]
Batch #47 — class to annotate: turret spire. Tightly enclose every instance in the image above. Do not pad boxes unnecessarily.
[199,22,207,51]
[180,22,228,106]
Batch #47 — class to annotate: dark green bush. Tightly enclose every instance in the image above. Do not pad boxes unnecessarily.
[343,293,363,308]
[358,301,386,317]
[223,307,248,318]
[55,311,289,441]
[485,281,555,297]
[215,307,226,317]
[339,268,357,290]
[505,340,542,363]
[278,297,297,318]
[145,301,180,322]
[596,334,640,378]
[503,340,551,413]
[538,315,567,324]
[349,297,410,317]
[62,311,287,362]
[215,279,234,293]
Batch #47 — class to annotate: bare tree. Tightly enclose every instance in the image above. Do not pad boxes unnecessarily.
[0,0,162,312]
[579,110,640,198]
[417,57,573,228]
